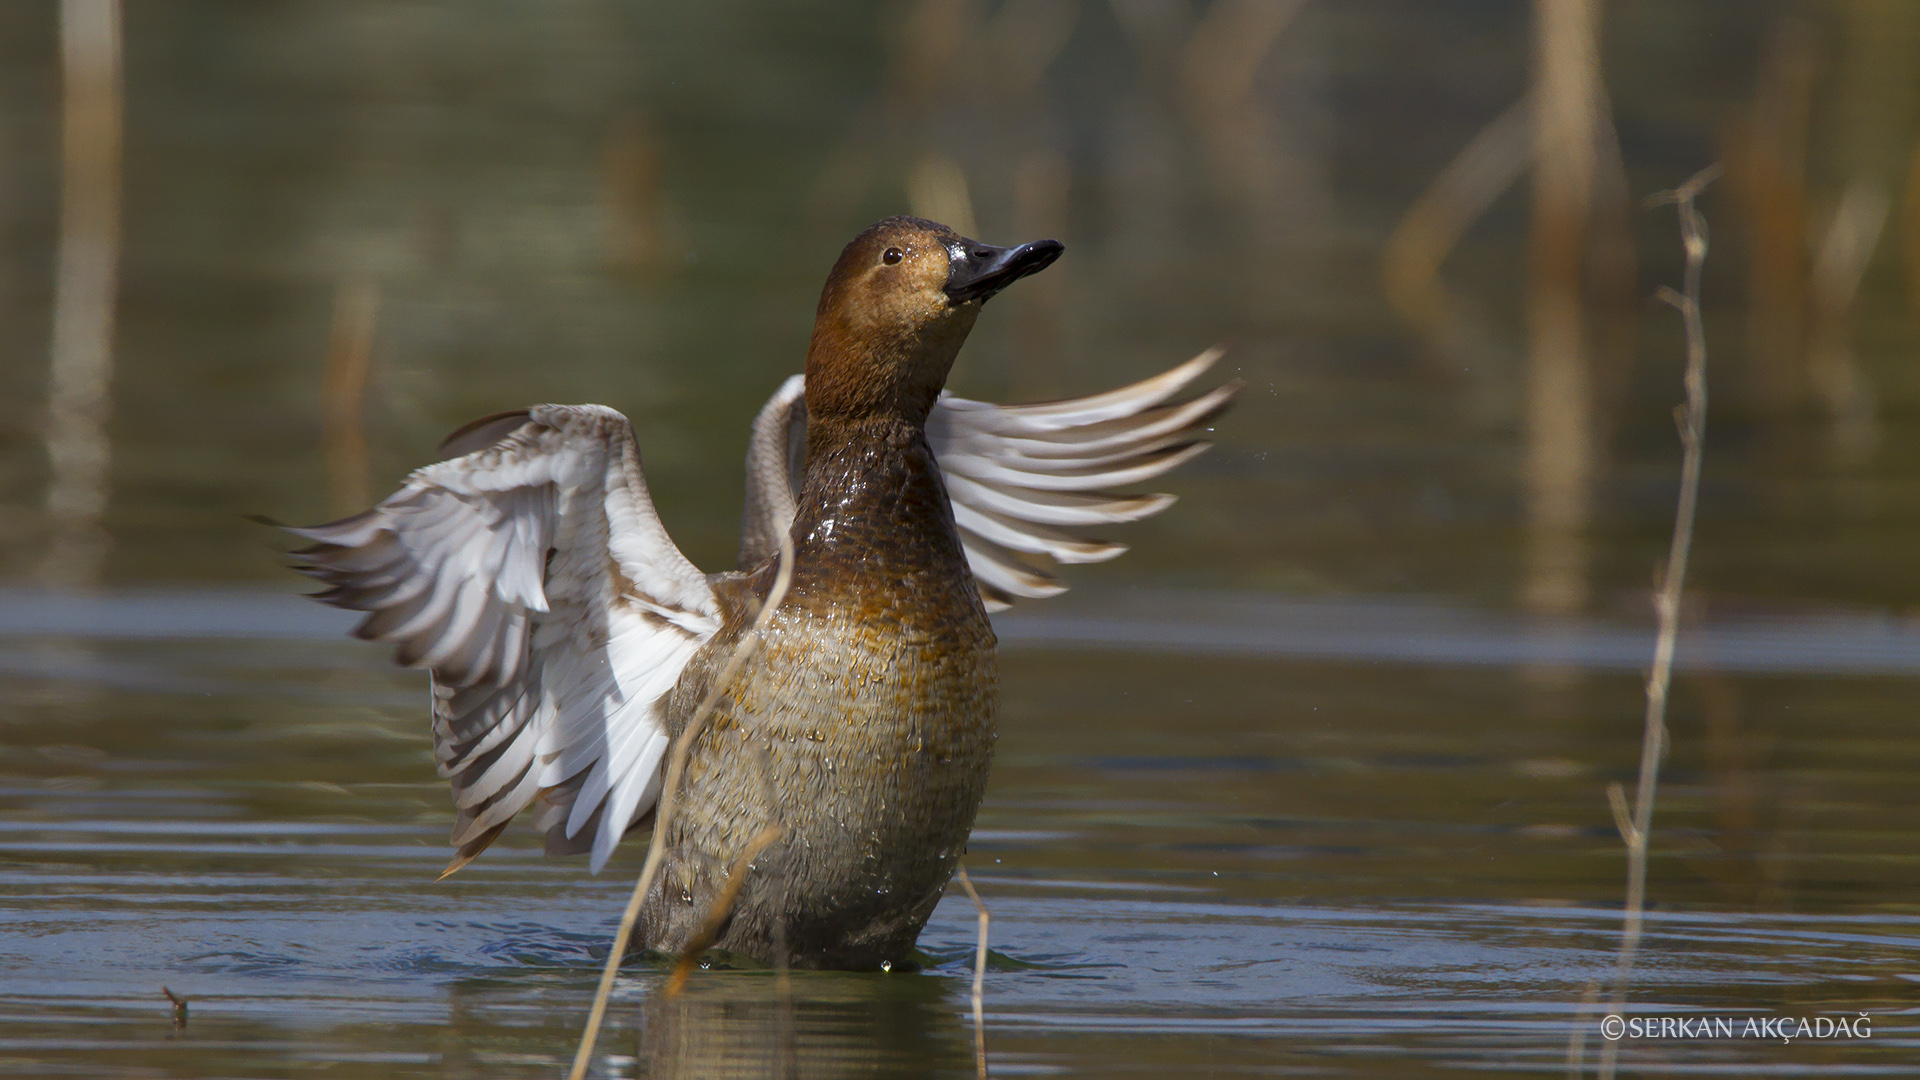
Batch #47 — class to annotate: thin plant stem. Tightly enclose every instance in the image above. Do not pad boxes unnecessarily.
[1593,162,1718,1080]
[954,864,990,1080]
[663,824,784,998]
[567,528,796,1080]
[1564,980,1600,1079]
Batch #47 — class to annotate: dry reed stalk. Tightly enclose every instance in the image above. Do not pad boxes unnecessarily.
[1590,163,1718,1080]
[1381,96,1532,363]
[601,114,666,269]
[1906,140,1920,325]
[42,0,122,588]
[1175,0,1304,218]
[662,825,785,998]
[1805,178,1889,465]
[907,153,978,239]
[954,864,990,1080]
[1523,0,1602,621]
[1735,16,1815,417]
[566,529,797,1080]
[321,282,379,516]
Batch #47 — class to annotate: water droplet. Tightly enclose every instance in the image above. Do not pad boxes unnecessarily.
[806,729,825,742]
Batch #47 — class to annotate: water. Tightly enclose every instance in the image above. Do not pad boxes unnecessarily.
[4,2,1920,1076]
[2,592,1917,1076]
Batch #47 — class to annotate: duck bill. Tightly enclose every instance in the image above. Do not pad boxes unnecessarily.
[943,238,1064,305]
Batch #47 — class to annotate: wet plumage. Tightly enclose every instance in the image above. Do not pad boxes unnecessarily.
[286,216,1240,969]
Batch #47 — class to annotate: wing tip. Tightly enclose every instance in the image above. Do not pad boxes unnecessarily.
[588,832,616,874]
[1110,491,1179,521]
[279,507,382,544]
[438,819,511,879]
[978,583,1015,611]
[1056,540,1128,565]
[438,409,534,457]
[1191,341,1231,371]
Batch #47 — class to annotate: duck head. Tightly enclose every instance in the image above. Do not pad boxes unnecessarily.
[805,216,1063,426]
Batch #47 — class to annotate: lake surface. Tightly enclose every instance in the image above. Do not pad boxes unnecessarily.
[4,2,1920,1077]
[2,589,1917,1077]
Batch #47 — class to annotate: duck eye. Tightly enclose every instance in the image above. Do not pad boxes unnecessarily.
[882,247,904,265]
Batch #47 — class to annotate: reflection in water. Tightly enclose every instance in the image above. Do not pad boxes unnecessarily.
[638,970,972,1080]
[1,621,1917,1077]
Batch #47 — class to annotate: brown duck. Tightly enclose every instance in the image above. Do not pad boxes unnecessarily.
[288,216,1240,969]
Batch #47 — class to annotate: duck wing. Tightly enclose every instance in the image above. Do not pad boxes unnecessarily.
[737,374,807,570]
[738,346,1242,609]
[287,404,721,873]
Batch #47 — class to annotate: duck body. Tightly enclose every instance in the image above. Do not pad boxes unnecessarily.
[648,422,996,967]
[285,215,1239,971]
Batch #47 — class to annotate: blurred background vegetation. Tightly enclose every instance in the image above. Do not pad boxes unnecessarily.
[3,0,1918,617]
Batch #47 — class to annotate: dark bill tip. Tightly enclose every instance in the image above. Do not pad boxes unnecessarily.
[943,237,1064,305]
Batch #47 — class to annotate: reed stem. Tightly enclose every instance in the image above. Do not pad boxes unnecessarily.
[567,529,796,1080]
[1594,163,1718,1080]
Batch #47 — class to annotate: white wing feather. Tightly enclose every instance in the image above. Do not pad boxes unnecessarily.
[737,346,1241,608]
[289,404,719,872]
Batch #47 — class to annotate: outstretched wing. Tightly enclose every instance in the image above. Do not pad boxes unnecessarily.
[287,404,720,873]
[737,374,806,570]
[738,347,1242,609]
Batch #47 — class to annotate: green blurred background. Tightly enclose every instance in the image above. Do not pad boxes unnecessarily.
[4,0,1920,610]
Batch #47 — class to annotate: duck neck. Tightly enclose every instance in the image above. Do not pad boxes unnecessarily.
[800,299,976,429]
[786,415,971,604]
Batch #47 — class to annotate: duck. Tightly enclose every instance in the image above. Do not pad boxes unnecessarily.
[285,216,1241,970]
